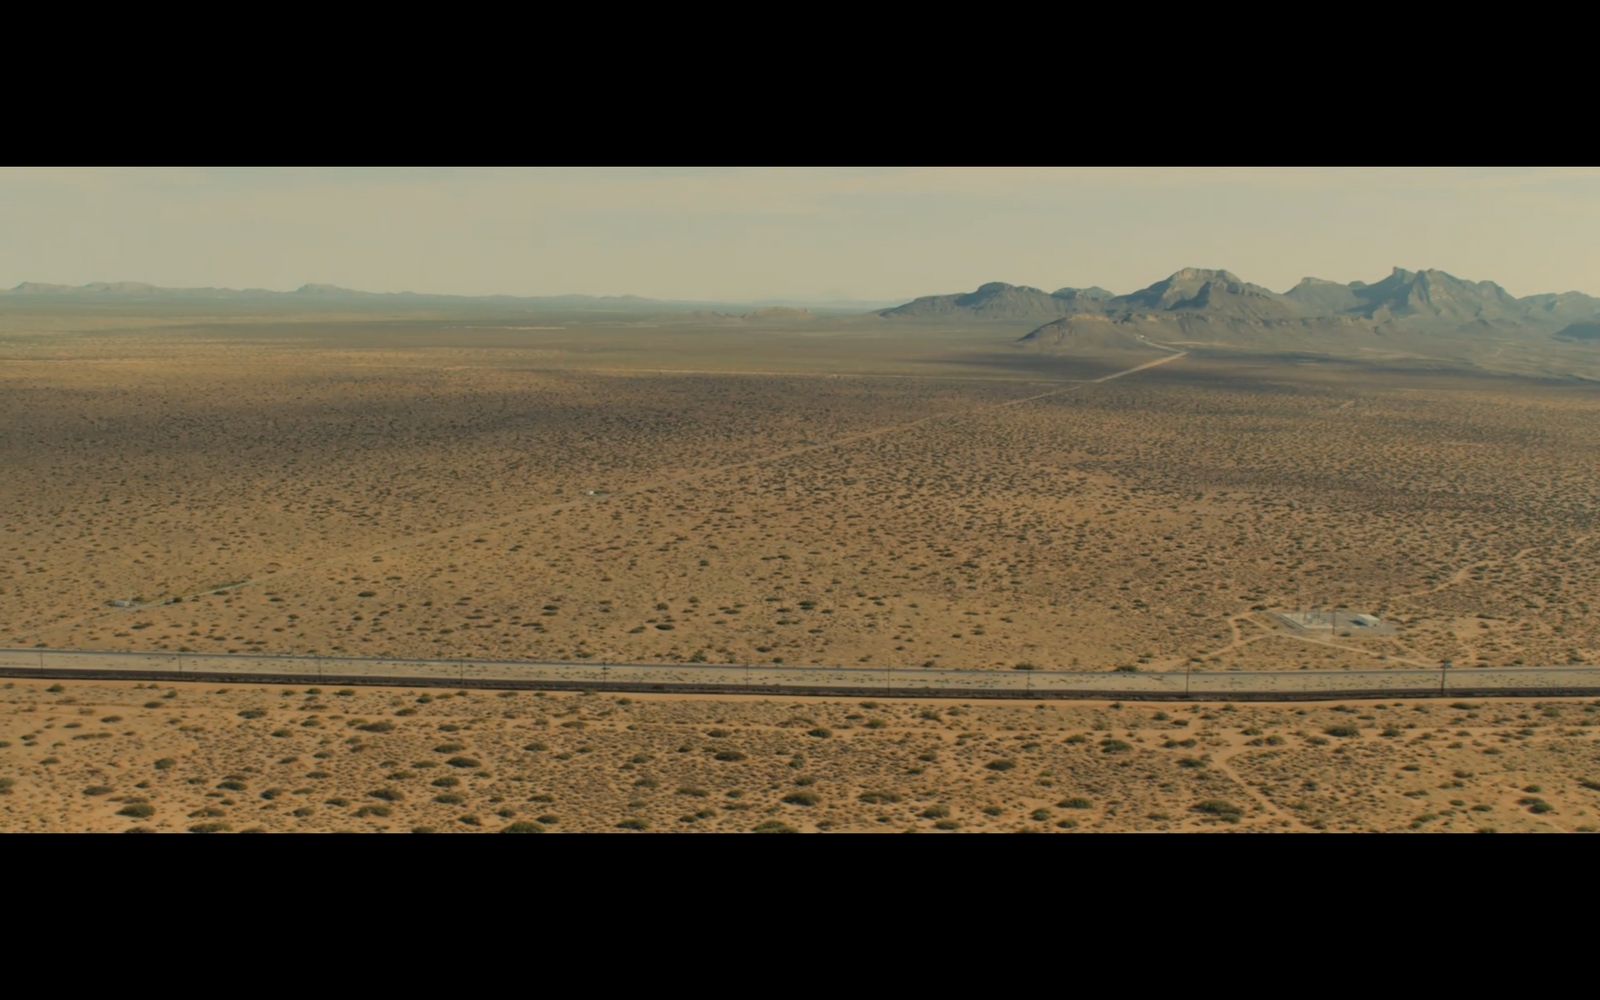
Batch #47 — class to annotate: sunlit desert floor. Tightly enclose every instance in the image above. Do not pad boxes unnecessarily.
[4,325,1598,676]
[4,315,1599,833]
[3,679,1598,833]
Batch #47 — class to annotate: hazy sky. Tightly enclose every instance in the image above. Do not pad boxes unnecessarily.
[5,167,1598,301]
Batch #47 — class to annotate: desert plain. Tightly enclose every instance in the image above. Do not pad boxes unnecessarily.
[3,302,1599,832]
[3,680,1598,833]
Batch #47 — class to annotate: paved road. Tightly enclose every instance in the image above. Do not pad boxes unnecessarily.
[2,648,1596,701]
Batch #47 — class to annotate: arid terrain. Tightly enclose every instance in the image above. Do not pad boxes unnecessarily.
[2,679,1597,833]
[4,313,1598,676]
[3,307,1599,832]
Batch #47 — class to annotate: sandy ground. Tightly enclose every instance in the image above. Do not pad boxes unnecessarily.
[3,314,1599,834]
[3,324,1597,676]
[2,679,1598,833]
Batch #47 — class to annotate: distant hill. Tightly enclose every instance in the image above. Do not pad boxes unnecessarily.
[887,267,1600,332]
[880,282,1113,322]
[8,281,281,299]
[1525,290,1600,325]
[1335,268,1524,324]
[998,265,1600,374]
[1555,321,1600,342]
[1016,315,1172,357]
[1110,268,1301,322]
[0,282,888,314]
[883,267,1600,373]
[0,281,660,307]
[741,307,815,321]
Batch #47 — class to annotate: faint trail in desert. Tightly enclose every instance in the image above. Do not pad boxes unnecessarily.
[1398,544,1541,601]
[1402,562,1486,600]
[1189,614,1269,663]
[1208,748,1310,830]
[32,350,1188,644]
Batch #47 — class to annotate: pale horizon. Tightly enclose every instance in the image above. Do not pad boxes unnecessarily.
[6,166,1599,301]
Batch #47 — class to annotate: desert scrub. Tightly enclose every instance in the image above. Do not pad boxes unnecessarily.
[1324,725,1361,738]
[118,803,155,819]
[1192,800,1244,823]
[986,759,1016,771]
[446,756,481,769]
[617,818,649,831]
[859,791,901,804]
[503,821,545,834]
[782,791,820,807]
[1058,797,1093,809]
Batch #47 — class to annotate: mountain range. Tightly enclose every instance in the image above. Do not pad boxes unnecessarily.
[881,268,1600,359]
[0,282,897,313]
[8,272,1598,374]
